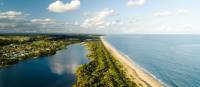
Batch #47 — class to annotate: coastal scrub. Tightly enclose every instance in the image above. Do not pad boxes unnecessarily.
[74,40,138,87]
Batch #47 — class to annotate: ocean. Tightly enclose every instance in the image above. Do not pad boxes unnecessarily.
[105,35,200,87]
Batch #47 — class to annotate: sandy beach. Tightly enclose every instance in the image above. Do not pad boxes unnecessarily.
[101,37,164,87]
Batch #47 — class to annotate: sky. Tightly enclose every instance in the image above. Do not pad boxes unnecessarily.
[0,0,199,34]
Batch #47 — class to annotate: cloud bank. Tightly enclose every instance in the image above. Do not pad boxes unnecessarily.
[0,11,24,20]
[31,18,56,25]
[154,9,189,17]
[81,8,116,29]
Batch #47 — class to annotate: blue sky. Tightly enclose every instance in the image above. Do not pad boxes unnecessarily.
[0,0,199,34]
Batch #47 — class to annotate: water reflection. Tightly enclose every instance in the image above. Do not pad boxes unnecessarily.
[48,44,89,75]
[0,44,89,87]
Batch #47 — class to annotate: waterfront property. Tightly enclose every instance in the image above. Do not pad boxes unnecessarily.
[0,44,89,87]
[0,34,98,67]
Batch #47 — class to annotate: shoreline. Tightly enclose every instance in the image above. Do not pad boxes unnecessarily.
[101,36,164,87]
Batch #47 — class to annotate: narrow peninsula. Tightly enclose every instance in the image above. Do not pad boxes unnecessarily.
[101,37,164,87]
[74,37,164,87]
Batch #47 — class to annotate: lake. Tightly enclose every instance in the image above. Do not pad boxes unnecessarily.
[0,44,89,87]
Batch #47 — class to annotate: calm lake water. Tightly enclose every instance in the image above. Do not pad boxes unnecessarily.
[106,35,200,87]
[0,44,89,87]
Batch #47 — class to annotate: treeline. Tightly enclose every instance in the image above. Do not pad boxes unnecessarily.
[74,40,137,87]
[0,36,29,46]
[0,35,49,46]
[0,40,79,67]
[0,34,100,46]
[0,35,95,68]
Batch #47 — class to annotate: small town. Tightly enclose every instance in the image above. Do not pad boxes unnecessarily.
[0,35,81,67]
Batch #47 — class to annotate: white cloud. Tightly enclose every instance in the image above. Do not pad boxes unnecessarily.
[182,24,192,29]
[177,9,189,14]
[81,8,116,29]
[154,9,189,17]
[48,0,80,13]
[154,11,173,16]
[110,20,124,25]
[31,18,56,25]
[0,11,31,30]
[127,0,145,7]
[74,21,79,25]
[0,23,16,29]
[158,24,194,34]
[0,11,24,20]
[0,11,82,33]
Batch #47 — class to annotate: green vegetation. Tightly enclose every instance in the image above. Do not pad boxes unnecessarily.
[0,40,77,67]
[0,36,30,46]
[0,35,52,46]
[74,40,137,87]
[0,34,99,68]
